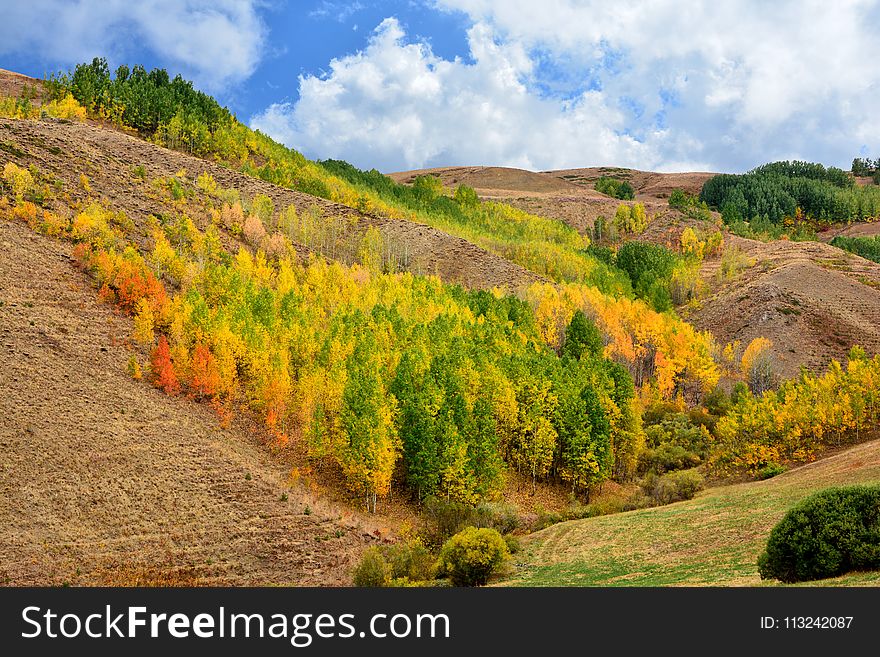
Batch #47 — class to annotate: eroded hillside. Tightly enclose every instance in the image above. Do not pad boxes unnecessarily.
[689,235,880,378]
[0,218,375,586]
[0,117,542,292]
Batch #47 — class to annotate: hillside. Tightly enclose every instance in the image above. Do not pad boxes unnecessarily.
[390,165,715,238]
[0,69,542,292]
[5,61,880,589]
[689,234,880,378]
[504,436,880,586]
[393,162,880,377]
[0,217,376,586]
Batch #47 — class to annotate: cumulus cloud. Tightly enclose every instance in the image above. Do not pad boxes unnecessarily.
[432,0,880,170]
[252,17,667,172]
[254,0,880,173]
[0,0,266,91]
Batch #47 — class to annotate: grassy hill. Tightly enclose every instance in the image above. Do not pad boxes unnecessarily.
[504,437,880,586]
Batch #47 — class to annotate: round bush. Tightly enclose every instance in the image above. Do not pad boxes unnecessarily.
[352,547,391,587]
[758,485,880,583]
[438,527,509,586]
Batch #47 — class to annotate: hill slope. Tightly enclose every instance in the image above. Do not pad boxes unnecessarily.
[689,234,880,378]
[0,218,380,585]
[0,117,542,291]
[505,436,880,586]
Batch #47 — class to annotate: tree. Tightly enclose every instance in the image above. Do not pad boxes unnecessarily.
[149,335,180,395]
[132,298,155,345]
[339,333,399,512]
[189,343,220,399]
[561,310,603,360]
[741,337,774,394]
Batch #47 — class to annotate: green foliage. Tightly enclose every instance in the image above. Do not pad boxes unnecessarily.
[758,485,880,583]
[641,468,704,505]
[668,188,713,221]
[421,498,521,547]
[851,157,879,177]
[595,176,635,200]
[55,58,232,146]
[616,241,679,310]
[757,462,786,480]
[352,547,391,587]
[702,160,880,226]
[831,235,880,264]
[561,310,603,360]
[437,527,509,586]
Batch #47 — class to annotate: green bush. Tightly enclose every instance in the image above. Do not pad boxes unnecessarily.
[422,498,522,547]
[757,462,786,480]
[642,468,704,505]
[638,444,701,475]
[438,527,510,586]
[384,540,436,582]
[758,486,880,583]
[595,176,635,200]
[422,498,480,547]
[352,547,391,587]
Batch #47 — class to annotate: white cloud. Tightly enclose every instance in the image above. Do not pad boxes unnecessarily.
[432,0,880,170]
[254,0,880,173]
[251,17,663,172]
[0,0,266,91]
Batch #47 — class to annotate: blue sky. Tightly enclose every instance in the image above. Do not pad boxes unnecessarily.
[2,1,879,174]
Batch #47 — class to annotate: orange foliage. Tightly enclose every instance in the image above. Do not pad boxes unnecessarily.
[189,343,220,400]
[150,335,180,395]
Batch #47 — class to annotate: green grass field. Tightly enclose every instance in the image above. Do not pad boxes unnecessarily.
[503,438,880,586]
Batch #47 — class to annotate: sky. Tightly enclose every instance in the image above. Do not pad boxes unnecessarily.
[1,0,878,174]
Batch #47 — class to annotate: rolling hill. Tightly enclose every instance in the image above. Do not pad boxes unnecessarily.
[393,163,880,377]
[504,436,880,586]
[4,62,880,589]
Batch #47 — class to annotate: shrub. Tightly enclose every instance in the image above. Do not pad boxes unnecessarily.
[642,468,704,505]
[422,498,478,547]
[758,486,880,583]
[757,462,786,480]
[595,176,635,200]
[638,444,701,475]
[437,527,509,586]
[421,498,521,548]
[352,547,391,587]
[473,502,521,535]
[383,540,436,582]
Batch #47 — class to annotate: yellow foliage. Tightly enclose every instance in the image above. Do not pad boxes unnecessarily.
[3,162,33,201]
[43,93,87,120]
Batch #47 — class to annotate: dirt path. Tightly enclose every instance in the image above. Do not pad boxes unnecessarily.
[0,219,374,586]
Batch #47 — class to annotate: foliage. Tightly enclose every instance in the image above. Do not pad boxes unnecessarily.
[320,162,630,294]
[437,526,509,586]
[613,202,648,235]
[831,235,880,264]
[641,468,704,505]
[353,540,436,586]
[352,547,392,587]
[595,176,635,200]
[149,335,180,395]
[851,157,880,177]
[741,337,775,394]
[712,349,880,473]
[668,188,713,221]
[758,485,880,583]
[616,241,680,310]
[4,167,652,510]
[702,160,880,227]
